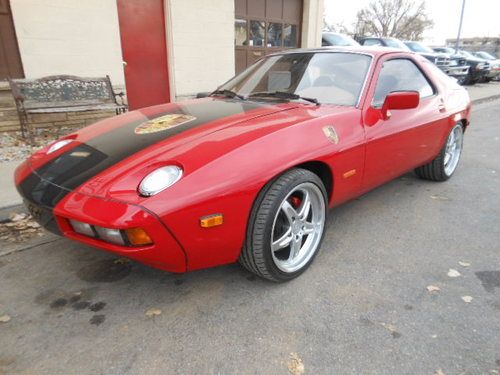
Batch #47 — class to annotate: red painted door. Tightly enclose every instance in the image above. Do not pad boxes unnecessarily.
[117,0,170,110]
[361,55,447,191]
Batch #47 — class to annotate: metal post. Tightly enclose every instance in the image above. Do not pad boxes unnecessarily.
[455,0,466,53]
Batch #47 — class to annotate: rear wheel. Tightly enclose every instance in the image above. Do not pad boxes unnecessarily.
[239,168,327,282]
[415,123,464,181]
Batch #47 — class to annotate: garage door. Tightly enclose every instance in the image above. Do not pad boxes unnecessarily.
[235,0,302,74]
[0,0,24,79]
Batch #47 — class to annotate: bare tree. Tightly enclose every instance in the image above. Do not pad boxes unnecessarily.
[353,0,433,40]
[323,19,350,35]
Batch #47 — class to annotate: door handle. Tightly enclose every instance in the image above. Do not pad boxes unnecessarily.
[438,103,446,113]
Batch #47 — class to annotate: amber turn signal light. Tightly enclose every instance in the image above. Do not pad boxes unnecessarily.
[200,214,224,228]
[125,228,153,246]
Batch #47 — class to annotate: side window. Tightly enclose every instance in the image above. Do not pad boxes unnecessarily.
[373,59,435,107]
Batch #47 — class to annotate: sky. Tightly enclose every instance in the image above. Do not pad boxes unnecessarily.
[324,0,500,45]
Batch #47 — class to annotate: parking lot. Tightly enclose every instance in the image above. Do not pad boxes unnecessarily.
[0,99,499,375]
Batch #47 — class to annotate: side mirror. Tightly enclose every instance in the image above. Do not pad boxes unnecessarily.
[196,92,210,98]
[381,91,419,120]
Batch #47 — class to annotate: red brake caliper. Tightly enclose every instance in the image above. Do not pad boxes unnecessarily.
[290,196,302,209]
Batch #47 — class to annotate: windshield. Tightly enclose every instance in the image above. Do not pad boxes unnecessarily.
[219,52,372,106]
[459,50,474,58]
[384,38,410,50]
[434,47,455,54]
[322,33,359,46]
[475,51,496,60]
[405,41,434,53]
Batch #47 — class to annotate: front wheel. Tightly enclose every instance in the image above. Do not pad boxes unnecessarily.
[415,123,464,181]
[239,168,327,282]
[456,75,467,85]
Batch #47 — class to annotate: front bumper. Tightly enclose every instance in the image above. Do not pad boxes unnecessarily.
[486,67,500,79]
[446,65,469,77]
[16,167,187,273]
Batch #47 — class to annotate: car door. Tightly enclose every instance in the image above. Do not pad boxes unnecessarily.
[361,54,447,191]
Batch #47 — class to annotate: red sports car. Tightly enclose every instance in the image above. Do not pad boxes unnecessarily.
[15,47,471,282]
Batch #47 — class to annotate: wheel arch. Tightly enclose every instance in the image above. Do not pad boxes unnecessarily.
[460,118,469,131]
[294,161,334,202]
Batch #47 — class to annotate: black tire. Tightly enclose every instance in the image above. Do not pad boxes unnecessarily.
[462,73,474,85]
[415,123,464,181]
[239,168,328,282]
[456,76,467,85]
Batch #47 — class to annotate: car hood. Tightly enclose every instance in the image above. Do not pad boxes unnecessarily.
[418,52,446,59]
[26,97,318,200]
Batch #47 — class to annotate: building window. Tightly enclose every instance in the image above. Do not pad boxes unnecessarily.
[249,20,265,47]
[234,0,303,74]
[235,19,248,46]
[267,22,283,47]
[283,24,298,47]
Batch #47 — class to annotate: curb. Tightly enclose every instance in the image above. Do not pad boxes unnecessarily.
[0,203,27,222]
[472,93,500,105]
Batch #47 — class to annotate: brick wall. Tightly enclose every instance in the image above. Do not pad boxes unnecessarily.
[0,82,118,134]
[168,0,236,99]
[0,83,21,132]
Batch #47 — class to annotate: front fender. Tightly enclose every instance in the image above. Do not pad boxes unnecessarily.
[146,107,364,271]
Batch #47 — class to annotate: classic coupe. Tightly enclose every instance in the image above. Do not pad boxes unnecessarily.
[15,47,471,282]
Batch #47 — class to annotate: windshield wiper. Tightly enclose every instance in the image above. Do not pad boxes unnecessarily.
[209,89,245,100]
[248,91,320,105]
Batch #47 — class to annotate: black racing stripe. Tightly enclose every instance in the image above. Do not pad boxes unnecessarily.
[30,99,264,192]
[17,172,67,234]
[17,99,266,229]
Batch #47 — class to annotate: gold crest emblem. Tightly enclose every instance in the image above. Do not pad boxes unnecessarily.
[135,114,196,134]
[322,126,339,144]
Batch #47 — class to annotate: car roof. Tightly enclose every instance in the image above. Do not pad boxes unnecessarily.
[267,46,409,58]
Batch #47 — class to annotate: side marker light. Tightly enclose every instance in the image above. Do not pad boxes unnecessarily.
[200,214,224,228]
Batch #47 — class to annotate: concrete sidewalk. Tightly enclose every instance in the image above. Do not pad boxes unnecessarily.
[0,82,499,211]
[0,160,22,210]
[466,81,500,104]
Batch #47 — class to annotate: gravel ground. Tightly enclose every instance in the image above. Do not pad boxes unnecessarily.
[0,126,85,162]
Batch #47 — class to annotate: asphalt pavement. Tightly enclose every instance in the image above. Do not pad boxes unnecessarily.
[0,100,499,375]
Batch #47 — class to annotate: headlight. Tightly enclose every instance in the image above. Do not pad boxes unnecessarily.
[138,165,183,197]
[477,63,485,69]
[47,139,72,154]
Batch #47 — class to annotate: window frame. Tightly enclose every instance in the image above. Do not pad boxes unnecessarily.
[220,51,374,108]
[371,57,438,108]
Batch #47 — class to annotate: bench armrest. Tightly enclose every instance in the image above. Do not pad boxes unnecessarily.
[8,78,26,104]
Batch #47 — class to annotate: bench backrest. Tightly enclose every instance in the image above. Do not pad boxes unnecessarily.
[9,75,117,110]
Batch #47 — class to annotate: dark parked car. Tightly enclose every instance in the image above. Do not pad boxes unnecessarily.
[358,37,410,51]
[322,32,360,47]
[404,41,469,84]
[472,51,500,81]
[433,47,490,85]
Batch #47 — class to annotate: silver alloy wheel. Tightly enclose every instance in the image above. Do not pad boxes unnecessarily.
[444,124,464,176]
[270,182,326,273]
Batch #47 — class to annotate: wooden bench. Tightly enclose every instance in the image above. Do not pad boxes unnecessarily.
[9,75,127,141]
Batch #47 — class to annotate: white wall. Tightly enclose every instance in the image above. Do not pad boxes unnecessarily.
[10,0,125,87]
[168,0,235,99]
[301,0,323,48]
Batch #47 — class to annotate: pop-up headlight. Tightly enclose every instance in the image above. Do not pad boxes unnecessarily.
[138,165,183,197]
